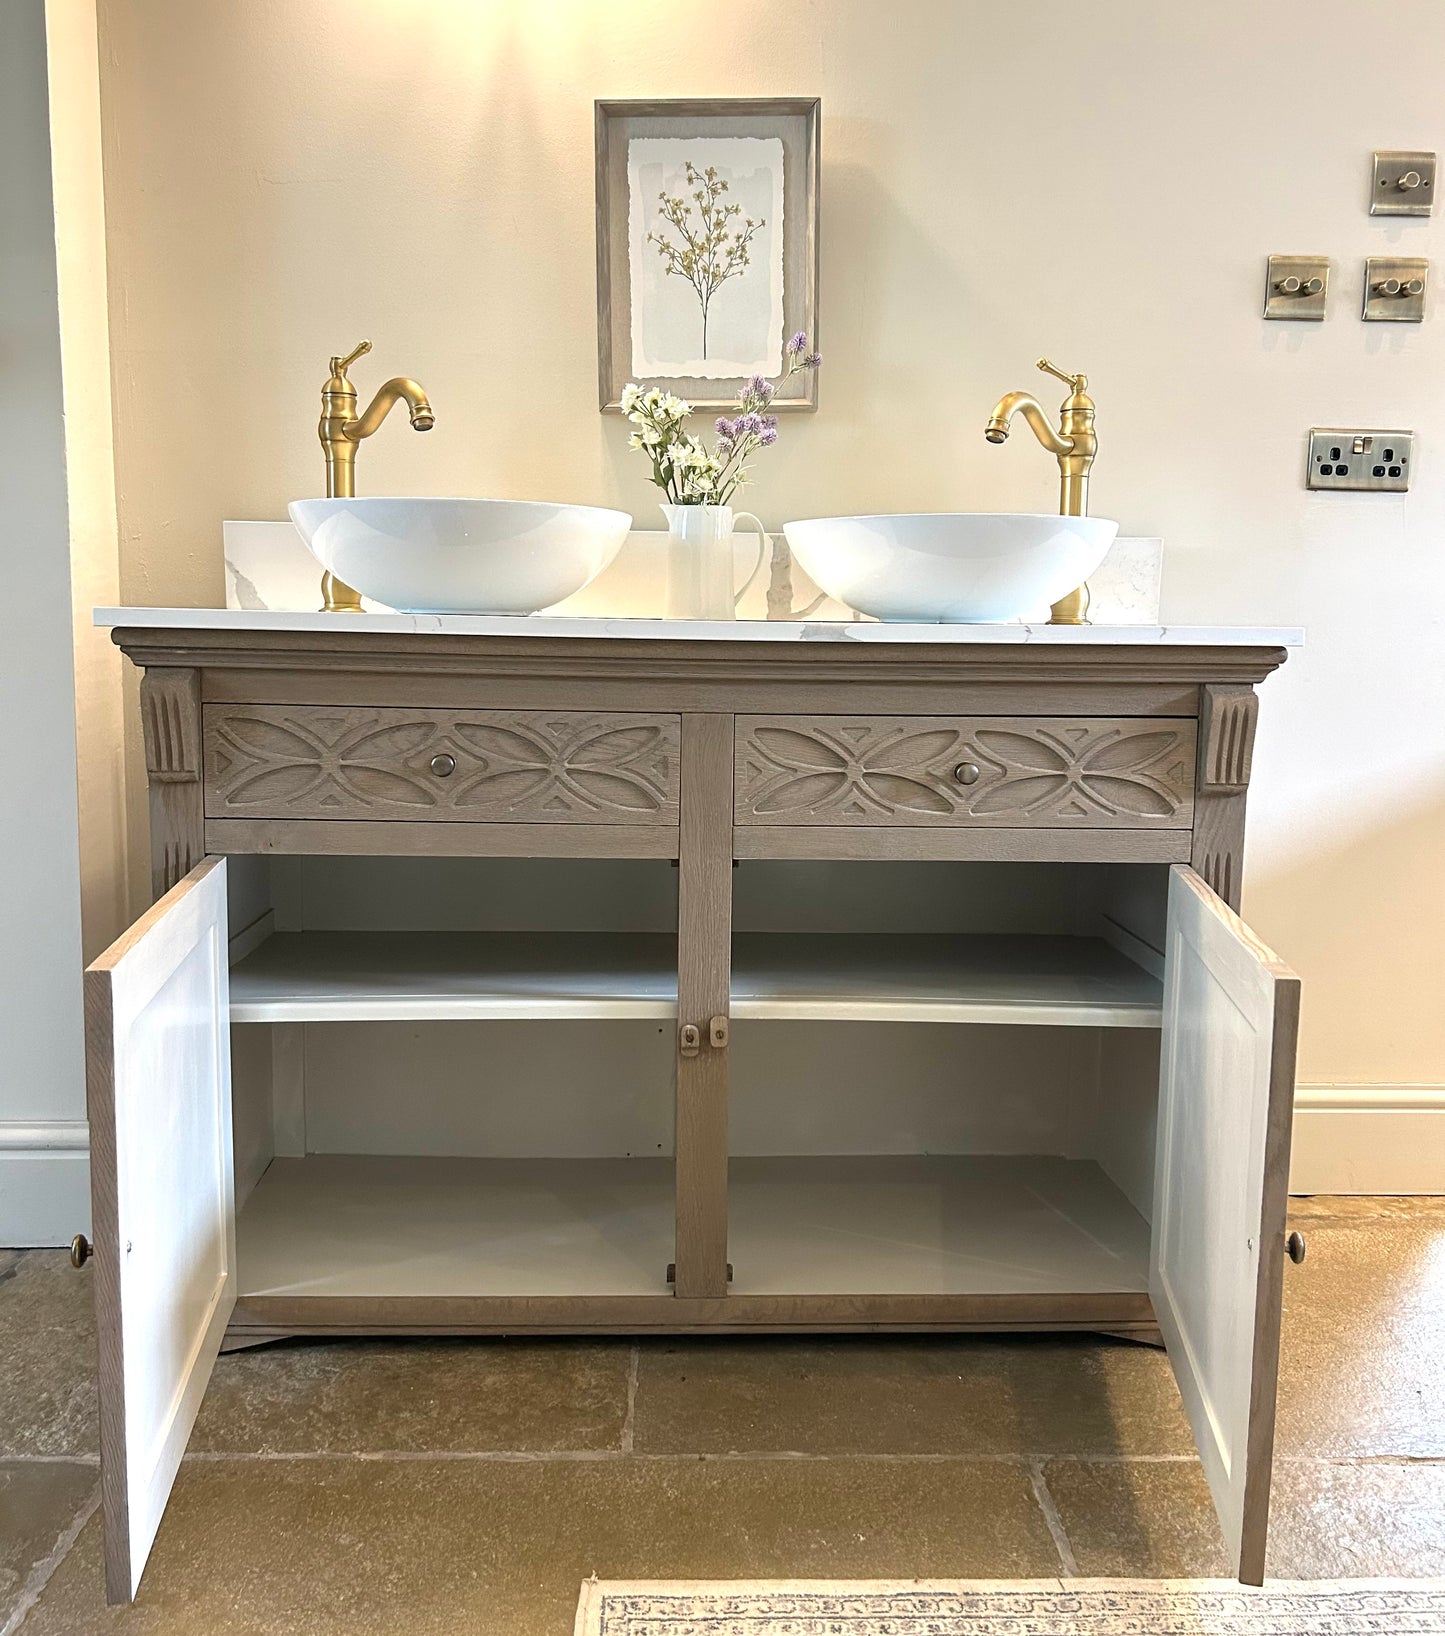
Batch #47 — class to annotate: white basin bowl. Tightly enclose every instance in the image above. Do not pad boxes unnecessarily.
[783,512,1119,623]
[288,497,633,615]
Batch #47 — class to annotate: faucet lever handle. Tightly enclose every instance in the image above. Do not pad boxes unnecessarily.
[1036,357,1087,392]
[330,339,373,378]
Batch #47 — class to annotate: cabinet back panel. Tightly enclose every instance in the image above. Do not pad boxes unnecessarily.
[301,1020,677,1157]
[730,1022,1097,1157]
[300,1019,1099,1160]
[733,862,1102,934]
[270,857,1175,939]
[274,856,679,933]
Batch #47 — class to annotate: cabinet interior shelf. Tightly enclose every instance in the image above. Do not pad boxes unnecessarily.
[235,1153,1149,1302]
[229,931,1163,1028]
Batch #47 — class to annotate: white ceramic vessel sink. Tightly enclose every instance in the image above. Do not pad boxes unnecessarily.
[784,512,1119,623]
[288,497,632,615]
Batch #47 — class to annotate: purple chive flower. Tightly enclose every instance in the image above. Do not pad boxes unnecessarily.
[736,412,763,436]
[758,426,779,446]
[804,350,822,369]
[787,331,808,355]
[743,373,774,404]
[761,414,778,432]
[715,416,736,438]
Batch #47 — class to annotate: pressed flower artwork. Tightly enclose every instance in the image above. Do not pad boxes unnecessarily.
[627,137,785,380]
[596,99,819,411]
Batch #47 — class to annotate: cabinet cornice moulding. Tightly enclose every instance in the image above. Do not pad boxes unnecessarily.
[104,629,1292,693]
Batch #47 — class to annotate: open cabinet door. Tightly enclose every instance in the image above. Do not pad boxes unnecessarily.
[1153,865,1300,1586]
[85,856,234,1603]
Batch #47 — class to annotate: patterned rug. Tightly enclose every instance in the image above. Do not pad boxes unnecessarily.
[575,1578,1445,1634]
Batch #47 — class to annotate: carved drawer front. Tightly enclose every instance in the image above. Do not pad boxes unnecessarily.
[204,706,680,824]
[735,716,1197,828]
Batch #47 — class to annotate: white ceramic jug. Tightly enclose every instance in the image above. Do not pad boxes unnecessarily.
[661,504,767,621]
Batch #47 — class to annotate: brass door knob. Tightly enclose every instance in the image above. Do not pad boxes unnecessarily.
[429,753,456,778]
[1286,1230,1307,1265]
[70,1234,93,1269]
[954,762,981,785]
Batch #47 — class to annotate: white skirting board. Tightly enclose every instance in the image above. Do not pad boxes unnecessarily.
[0,1121,91,1246]
[1289,1085,1445,1195]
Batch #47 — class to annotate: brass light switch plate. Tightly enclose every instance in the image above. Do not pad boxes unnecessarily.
[1371,150,1435,216]
[1264,255,1329,320]
[1363,257,1428,322]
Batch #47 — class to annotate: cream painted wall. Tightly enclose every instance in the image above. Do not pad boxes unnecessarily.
[94,0,1445,1095]
[48,0,130,952]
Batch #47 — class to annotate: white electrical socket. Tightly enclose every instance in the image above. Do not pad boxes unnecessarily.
[1306,429,1414,492]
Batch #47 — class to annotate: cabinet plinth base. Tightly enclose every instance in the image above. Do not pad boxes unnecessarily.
[227,1290,1157,1340]
[1094,1323,1165,1349]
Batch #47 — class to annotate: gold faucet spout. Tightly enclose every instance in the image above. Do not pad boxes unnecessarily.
[316,342,435,612]
[982,359,1098,625]
[984,391,1073,459]
[348,377,435,440]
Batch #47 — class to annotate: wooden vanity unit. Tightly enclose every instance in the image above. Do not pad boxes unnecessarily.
[87,609,1301,1596]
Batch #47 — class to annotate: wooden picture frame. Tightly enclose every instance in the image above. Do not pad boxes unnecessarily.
[595,97,820,413]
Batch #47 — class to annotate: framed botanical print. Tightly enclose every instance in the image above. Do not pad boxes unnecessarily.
[595,97,820,412]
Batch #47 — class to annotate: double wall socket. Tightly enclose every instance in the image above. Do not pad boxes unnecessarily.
[1306,429,1414,492]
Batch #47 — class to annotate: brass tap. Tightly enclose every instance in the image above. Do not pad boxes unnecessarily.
[984,358,1097,625]
[317,340,434,612]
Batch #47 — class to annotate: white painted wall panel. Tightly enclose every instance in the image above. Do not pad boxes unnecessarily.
[0,0,88,1244]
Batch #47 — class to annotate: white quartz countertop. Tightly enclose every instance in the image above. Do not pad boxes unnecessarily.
[95,608,1304,646]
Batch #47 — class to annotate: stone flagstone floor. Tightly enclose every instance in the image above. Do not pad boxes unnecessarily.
[1,1195,1442,1635]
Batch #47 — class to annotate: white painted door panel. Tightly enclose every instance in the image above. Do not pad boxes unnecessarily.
[85,857,233,1603]
[1153,865,1300,1585]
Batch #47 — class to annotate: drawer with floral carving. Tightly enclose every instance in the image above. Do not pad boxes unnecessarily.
[203,706,681,824]
[734,715,1197,828]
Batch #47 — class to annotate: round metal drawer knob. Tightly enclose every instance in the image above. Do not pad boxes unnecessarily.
[429,753,456,778]
[1286,1230,1307,1265]
[954,762,981,786]
[70,1234,93,1269]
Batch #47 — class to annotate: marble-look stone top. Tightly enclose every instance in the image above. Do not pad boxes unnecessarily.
[95,607,1304,646]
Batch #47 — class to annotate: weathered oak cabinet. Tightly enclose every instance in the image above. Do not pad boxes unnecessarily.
[87,611,1301,1599]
